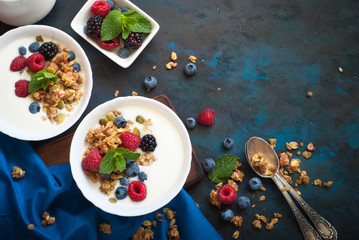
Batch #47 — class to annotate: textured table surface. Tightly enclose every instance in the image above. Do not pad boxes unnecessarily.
[1,0,358,239]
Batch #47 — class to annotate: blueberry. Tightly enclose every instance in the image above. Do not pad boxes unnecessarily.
[114,116,127,128]
[125,163,140,177]
[138,171,147,182]
[125,158,135,166]
[29,42,40,52]
[184,63,197,76]
[143,76,157,90]
[237,196,250,209]
[67,51,76,61]
[118,47,130,58]
[106,0,115,10]
[115,186,128,200]
[248,177,262,191]
[220,209,234,221]
[184,117,196,129]
[222,137,234,150]
[202,158,215,173]
[83,25,88,35]
[120,177,130,186]
[71,63,81,72]
[121,7,130,13]
[100,173,111,179]
[29,102,40,114]
[19,46,26,55]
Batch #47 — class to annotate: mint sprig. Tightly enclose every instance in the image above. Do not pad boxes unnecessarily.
[28,69,57,92]
[99,147,141,174]
[208,154,238,183]
[100,9,152,41]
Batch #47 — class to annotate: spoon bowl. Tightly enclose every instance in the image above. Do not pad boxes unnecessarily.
[245,136,279,178]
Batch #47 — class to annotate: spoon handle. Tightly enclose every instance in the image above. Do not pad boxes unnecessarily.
[273,173,322,240]
[278,175,338,240]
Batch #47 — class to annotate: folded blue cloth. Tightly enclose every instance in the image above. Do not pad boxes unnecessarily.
[0,133,223,240]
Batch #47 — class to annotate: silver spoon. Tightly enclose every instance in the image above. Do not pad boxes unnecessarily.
[245,137,337,240]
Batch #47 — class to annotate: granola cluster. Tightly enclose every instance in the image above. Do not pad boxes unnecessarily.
[31,45,84,124]
[11,166,25,179]
[99,222,112,234]
[252,213,282,231]
[250,153,277,176]
[41,211,55,227]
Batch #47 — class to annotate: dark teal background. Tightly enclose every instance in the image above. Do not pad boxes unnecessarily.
[1,0,358,239]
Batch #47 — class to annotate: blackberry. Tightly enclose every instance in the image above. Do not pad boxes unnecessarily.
[124,32,143,49]
[140,134,157,152]
[86,15,103,38]
[38,42,58,60]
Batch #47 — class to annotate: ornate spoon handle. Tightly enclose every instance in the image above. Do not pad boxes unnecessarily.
[273,173,321,240]
[278,176,338,240]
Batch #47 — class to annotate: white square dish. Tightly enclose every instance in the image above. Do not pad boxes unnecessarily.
[71,0,160,68]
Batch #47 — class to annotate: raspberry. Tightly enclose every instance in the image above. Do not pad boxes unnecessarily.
[91,0,111,18]
[14,80,30,98]
[97,36,120,50]
[10,56,27,71]
[217,184,237,205]
[26,53,45,72]
[197,108,215,126]
[128,181,147,201]
[120,131,141,152]
[81,148,103,172]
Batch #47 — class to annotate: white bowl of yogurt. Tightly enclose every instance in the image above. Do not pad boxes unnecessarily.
[0,25,93,141]
[69,96,192,216]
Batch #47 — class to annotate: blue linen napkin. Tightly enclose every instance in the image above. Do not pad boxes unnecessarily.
[0,132,223,240]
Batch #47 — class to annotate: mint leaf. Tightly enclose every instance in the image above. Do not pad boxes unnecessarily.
[101,10,123,41]
[125,11,152,33]
[99,149,117,174]
[122,26,130,40]
[115,155,126,171]
[28,69,57,92]
[99,148,140,174]
[122,10,136,16]
[208,155,238,183]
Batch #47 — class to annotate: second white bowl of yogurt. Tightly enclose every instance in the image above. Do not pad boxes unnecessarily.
[70,96,192,216]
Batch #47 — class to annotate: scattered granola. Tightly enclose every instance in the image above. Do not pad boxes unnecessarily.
[259,185,266,191]
[11,166,26,179]
[255,214,267,223]
[108,198,117,203]
[265,218,279,231]
[41,211,55,227]
[268,138,277,148]
[302,151,312,159]
[188,55,197,63]
[114,90,119,98]
[231,216,243,227]
[232,230,240,239]
[252,219,262,229]
[99,223,112,234]
[307,91,313,97]
[323,181,334,188]
[259,195,266,202]
[273,213,282,218]
[165,61,177,70]
[171,52,177,61]
[338,67,343,73]
[163,208,176,220]
[132,91,138,96]
[27,224,34,230]
[152,65,157,71]
[132,227,154,240]
[313,179,322,187]
[167,225,180,240]
[209,189,221,208]
[281,186,291,192]
[307,143,315,151]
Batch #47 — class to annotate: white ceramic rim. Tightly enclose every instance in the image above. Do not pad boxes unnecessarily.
[69,96,192,216]
[0,25,93,141]
[71,0,160,68]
